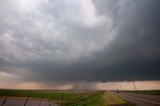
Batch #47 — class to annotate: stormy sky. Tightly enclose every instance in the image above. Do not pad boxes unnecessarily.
[0,0,160,89]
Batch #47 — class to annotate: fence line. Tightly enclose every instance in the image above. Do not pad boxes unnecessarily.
[0,91,97,106]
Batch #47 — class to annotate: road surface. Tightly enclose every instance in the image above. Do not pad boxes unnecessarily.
[118,92,160,106]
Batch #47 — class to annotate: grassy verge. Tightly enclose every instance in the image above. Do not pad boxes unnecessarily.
[102,91,134,106]
[66,91,104,106]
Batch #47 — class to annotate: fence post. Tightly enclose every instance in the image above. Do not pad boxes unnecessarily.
[2,96,8,106]
[24,96,29,106]
[61,93,64,105]
[39,97,43,106]
[48,98,52,106]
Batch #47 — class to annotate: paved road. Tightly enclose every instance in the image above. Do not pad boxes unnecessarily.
[118,92,160,106]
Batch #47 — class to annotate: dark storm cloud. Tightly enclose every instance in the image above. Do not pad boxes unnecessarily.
[0,0,160,83]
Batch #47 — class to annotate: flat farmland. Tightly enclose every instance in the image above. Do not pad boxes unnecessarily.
[0,90,103,106]
[0,89,133,106]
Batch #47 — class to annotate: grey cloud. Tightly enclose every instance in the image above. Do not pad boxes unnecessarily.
[0,0,160,84]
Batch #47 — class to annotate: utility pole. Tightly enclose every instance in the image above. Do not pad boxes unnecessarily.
[132,81,137,93]
[120,84,123,91]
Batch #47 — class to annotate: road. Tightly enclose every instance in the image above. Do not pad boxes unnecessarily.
[118,92,160,106]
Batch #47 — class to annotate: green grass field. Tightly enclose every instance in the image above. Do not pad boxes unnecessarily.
[0,89,104,105]
[0,89,133,106]
[101,91,134,106]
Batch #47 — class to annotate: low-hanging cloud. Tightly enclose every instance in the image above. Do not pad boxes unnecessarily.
[0,0,160,84]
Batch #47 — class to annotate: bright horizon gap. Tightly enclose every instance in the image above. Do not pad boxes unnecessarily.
[0,80,160,90]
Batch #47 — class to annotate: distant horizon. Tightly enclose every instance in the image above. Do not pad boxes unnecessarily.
[0,75,160,90]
